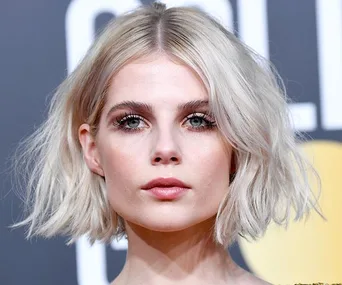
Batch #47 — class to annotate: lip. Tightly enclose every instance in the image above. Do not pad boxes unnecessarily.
[141,177,191,200]
[141,177,190,190]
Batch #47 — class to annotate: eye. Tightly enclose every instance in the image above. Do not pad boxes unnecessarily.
[114,113,148,132]
[183,113,216,130]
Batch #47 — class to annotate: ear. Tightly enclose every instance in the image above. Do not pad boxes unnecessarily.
[78,123,105,177]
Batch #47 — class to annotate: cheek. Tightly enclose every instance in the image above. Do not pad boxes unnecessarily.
[99,141,142,181]
[190,137,231,185]
[185,138,231,218]
[97,140,144,214]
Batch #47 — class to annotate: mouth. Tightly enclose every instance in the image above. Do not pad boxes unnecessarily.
[141,177,191,190]
[141,177,191,200]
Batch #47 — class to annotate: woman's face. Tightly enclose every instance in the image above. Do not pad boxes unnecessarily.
[80,54,233,232]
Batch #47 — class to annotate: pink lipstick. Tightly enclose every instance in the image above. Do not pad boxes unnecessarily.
[141,177,190,200]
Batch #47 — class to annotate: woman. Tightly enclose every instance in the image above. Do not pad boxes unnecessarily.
[13,2,321,284]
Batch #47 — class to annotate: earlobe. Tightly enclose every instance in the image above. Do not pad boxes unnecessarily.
[78,123,105,177]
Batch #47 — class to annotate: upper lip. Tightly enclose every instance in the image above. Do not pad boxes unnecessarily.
[141,177,191,190]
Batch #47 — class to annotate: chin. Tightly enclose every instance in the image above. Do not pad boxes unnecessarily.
[125,207,217,233]
[137,220,196,233]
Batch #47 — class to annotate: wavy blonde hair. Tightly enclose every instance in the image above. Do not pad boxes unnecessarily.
[12,2,322,247]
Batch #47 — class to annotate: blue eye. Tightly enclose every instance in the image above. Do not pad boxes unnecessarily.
[125,117,141,128]
[113,112,216,133]
[189,116,205,127]
[114,114,147,132]
[184,113,216,130]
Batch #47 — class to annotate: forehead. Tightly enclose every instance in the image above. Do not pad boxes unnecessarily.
[106,55,208,107]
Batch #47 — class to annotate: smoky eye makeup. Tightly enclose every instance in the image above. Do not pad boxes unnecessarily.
[110,110,217,133]
[112,112,149,132]
[106,99,217,133]
[182,112,216,130]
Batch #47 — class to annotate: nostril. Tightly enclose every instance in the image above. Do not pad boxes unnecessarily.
[153,156,179,164]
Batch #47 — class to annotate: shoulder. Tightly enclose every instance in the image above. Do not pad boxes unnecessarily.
[238,276,272,285]
[231,266,272,285]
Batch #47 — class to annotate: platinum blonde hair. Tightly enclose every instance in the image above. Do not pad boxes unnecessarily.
[13,2,322,247]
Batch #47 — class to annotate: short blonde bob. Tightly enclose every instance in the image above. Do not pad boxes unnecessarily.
[13,2,321,247]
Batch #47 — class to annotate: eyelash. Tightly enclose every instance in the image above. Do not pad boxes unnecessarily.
[113,112,216,133]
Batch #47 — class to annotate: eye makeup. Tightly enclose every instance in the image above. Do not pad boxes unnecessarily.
[111,110,216,133]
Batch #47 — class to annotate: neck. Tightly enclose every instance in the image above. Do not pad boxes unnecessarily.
[112,216,244,285]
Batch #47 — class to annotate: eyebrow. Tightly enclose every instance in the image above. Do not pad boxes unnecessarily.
[106,99,209,120]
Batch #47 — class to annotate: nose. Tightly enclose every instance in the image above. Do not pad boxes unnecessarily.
[150,127,182,166]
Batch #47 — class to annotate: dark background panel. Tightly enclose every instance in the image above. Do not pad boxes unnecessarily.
[268,1,320,106]
[0,0,77,284]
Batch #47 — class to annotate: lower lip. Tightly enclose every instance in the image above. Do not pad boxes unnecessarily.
[146,187,189,200]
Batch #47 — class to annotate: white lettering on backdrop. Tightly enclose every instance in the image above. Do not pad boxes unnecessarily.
[316,0,342,130]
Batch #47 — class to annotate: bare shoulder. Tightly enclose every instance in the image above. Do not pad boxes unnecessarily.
[239,273,272,285]
[231,265,272,285]
[247,276,272,285]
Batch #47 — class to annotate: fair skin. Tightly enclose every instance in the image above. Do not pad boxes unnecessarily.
[79,54,269,285]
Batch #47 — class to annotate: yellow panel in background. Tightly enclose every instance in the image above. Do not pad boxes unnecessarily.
[238,140,342,284]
